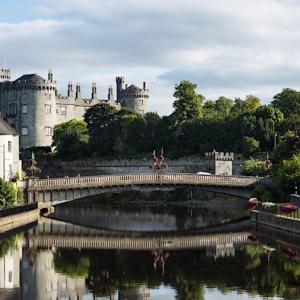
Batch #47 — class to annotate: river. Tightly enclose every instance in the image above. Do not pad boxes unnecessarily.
[0,188,299,300]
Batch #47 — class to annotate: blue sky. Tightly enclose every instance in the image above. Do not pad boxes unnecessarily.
[1,0,300,114]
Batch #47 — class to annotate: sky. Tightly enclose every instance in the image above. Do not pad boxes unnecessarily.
[0,0,300,115]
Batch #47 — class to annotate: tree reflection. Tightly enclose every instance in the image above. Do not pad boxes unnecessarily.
[52,245,300,299]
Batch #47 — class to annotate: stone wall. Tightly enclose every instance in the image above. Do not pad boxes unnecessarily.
[38,156,244,178]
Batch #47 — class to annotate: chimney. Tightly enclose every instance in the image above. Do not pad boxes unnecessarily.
[108,85,114,101]
[91,82,97,100]
[143,82,146,90]
[48,69,53,82]
[67,82,73,98]
[75,83,81,100]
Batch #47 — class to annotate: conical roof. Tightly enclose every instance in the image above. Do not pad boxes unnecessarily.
[14,73,45,83]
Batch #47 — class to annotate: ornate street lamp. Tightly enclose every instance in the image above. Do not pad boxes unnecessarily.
[150,149,168,171]
[26,152,41,178]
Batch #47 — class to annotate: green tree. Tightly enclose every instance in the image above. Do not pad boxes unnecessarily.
[273,155,300,196]
[272,88,300,117]
[242,136,260,158]
[253,105,284,150]
[272,130,300,163]
[0,178,16,208]
[215,96,234,118]
[84,103,118,156]
[52,119,89,159]
[241,95,261,113]
[171,81,204,127]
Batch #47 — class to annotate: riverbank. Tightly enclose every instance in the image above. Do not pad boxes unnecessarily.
[0,204,39,234]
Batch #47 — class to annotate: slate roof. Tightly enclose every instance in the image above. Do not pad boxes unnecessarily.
[14,74,45,83]
[0,118,18,136]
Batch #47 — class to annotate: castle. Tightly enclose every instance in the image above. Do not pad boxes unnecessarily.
[0,69,150,148]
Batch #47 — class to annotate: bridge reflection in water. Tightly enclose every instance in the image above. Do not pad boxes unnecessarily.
[28,218,250,251]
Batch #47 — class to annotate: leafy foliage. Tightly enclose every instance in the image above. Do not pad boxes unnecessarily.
[241,159,268,176]
[0,178,16,208]
[273,155,300,196]
[52,119,89,159]
[242,137,260,158]
[171,81,204,127]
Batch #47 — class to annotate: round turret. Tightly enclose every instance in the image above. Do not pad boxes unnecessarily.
[8,73,57,147]
[121,84,149,114]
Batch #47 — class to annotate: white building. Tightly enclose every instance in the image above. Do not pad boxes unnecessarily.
[0,118,21,180]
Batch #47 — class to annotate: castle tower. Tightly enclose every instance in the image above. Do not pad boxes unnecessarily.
[75,83,82,100]
[120,82,149,115]
[91,83,97,100]
[67,82,73,98]
[116,76,125,102]
[0,68,11,83]
[6,72,58,147]
[108,85,114,101]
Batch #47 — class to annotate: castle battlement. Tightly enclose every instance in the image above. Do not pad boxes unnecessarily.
[205,151,234,161]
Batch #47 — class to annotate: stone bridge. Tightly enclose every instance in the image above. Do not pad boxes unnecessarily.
[27,173,271,206]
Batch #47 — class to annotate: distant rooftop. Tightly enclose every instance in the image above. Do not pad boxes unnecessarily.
[14,74,45,83]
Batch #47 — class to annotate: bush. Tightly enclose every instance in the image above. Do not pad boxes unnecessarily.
[241,159,268,176]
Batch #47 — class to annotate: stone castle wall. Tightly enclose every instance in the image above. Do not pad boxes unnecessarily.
[36,156,244,178]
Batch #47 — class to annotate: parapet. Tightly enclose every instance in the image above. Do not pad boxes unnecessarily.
[0,68,11,82]
[205,151,234,161]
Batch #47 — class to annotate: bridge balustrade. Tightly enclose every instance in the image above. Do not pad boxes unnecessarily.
[28,173,269,192]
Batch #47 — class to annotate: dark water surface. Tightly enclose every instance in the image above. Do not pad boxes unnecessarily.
[0,189,300,300]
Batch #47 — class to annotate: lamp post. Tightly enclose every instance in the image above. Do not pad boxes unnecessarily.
[274,132,278,150]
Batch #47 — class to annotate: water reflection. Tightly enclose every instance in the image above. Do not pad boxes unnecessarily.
[0,190,300,299]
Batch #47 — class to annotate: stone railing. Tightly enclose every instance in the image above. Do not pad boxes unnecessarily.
[28,173,271,191]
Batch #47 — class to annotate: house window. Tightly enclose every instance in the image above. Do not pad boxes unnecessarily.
[45,126,52,136]
[8,271,12,283]
[7,141,11,152]
[45,104,52,113]
[22,105,28,114]
[60,106,67,115]
[21,127,28,136]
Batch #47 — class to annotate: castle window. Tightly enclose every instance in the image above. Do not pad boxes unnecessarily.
[21,127,28,136]
[9,103,16,115]
[139,99,143,106]
[45,104,52,113]
[7,141,12,152]
[139,110,144,114]
[22,105,28,114]
[45,126,52,136]
[21,93,27,104]
[60,106,67,115]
